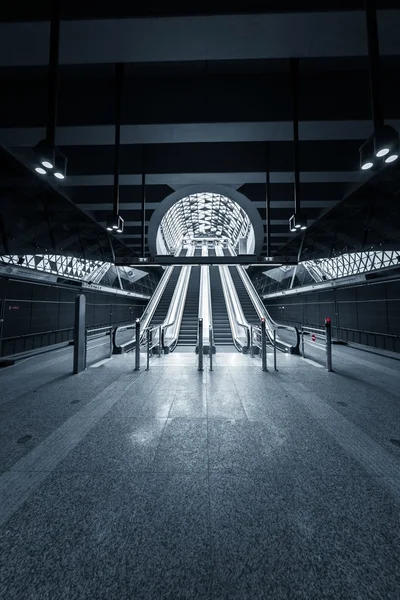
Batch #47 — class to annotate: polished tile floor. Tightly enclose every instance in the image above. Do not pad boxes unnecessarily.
[1,344,400,599]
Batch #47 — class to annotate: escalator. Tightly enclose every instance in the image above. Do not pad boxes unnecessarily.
[228,266,259,325]
[178,266,201,347]
[149,267,181,328]
[209,265,233,346]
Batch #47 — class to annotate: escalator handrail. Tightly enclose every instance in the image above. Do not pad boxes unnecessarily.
[216,263,251,352]
[233,262,299,353]
[139,265,175,332]
[161,252,194,351]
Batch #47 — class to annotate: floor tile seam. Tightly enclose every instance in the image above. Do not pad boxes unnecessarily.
[4,468,400,480]
[0,371,147,527]
[206,402,215,600]
[283,380,400,501]
[129,369,167,412]
[332,351,400,378]
[0,367,126,410]
[150,368,187,466]
[164,367,186,420]
[226,366,250,421]
[0,351,73,378]
[317,366,400,401]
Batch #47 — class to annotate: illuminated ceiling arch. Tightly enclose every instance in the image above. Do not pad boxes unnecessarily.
[148,184,264,256]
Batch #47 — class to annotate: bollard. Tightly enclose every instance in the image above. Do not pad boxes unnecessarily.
[146,329,150,371]
[301,328,305,358]
[273,329,278,371]
[325,317,333,372]
[73,294,86,374]
[261,319,267,372]
[158,326,162,358]
[209,326,213,371]
[250,326,254,358]
[134,319,141,371]
[198,319,204,371]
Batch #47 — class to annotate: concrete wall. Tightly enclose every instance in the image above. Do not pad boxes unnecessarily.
[0,277,147,357]
[264,279,400,353]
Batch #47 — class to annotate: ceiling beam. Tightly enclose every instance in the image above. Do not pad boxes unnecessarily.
[3,120,400,147]
[0,11,399,67]
[58,171,368,186]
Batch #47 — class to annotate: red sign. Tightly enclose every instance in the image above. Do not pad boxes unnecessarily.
[311,334,316,342]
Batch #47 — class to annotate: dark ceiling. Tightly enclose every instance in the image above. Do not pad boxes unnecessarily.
[0,4,400,259]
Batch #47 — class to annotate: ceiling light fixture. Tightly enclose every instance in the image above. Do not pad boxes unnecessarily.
[289,58,307,234]
[106,63,125,235]
[32,2,68,180]
[359,3,399,171]
[106,214,124,234]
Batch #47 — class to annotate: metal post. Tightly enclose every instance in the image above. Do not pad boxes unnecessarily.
[301,328,305,358]
[109,328,113,358]
[158,326,162,357]
[113,63,124,215]
[250,326,254,358]
[73,294,86,374]
[46,0,60,146]
[265,143,271,258]
[141,147,146,258]
[325,318,333,372]
[208,325,213,371]
[198,319,204,372]
[291,57,301,215]
[134,319,140,371]
[365,0,384,132]
[146,329,150,371]
[261,319,267,372]
[273,329,278,371]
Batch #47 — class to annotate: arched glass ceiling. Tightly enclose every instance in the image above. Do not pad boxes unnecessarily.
[157,192,253,255]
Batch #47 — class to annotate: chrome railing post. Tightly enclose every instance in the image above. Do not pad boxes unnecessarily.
[325,318,333,372]
[134,318,140,371]
[198,318,204,371]
[146,329,150,371]
[158,326,162,358]
[261,319,267,372]
[209,326,213,371]
[301,328,305,358]
[273,328,278,371]
[250,326,254,358]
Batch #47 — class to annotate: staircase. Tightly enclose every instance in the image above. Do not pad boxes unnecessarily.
[178,265,201,347]
[228,267,259,324]
[149,267,181,328]
[209,266,233,346]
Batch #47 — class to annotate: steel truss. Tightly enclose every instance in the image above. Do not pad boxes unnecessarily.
[304,250,400,280]
[159,192,252,254]
[0,254,109,281]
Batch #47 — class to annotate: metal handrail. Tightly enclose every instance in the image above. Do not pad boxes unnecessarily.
[302,326,326,335]
[209,324,214,370]
[231,256,300,353]
[86,325,113,336]
[144,325,162,370]
[1,326,74,341]
[139,265,175,330]
[215,253,251,352]
[161,264,192,352]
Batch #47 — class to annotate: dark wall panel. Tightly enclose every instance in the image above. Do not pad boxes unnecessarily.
[0,276,147,356]
[356,285,388,334]
[264,279,400,353]
[336,287,357,330]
